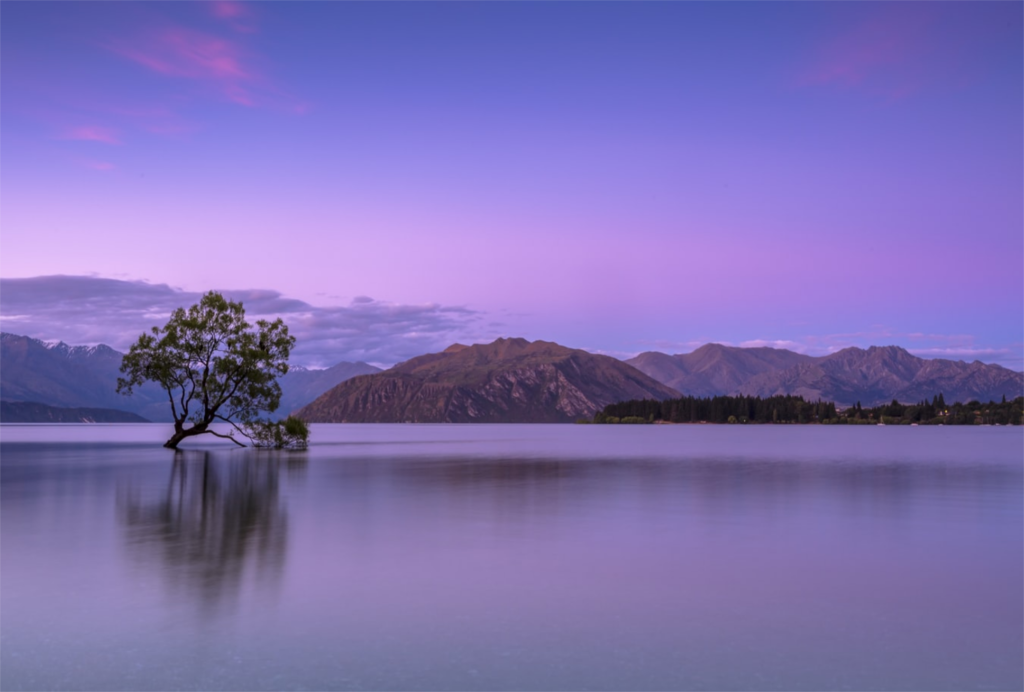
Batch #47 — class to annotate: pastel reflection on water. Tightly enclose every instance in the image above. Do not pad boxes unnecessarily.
[117,452,306,617]
[1,425,1021,691]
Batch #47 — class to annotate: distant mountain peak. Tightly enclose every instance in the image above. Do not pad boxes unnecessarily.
[628,343,814,396]
[630,342,1022,406]
[444,343,469,353]
[0,333,119,361]
[866,345,913,355]
[830,344,913,357]
[479,336,533,351]
[691,342,727,352]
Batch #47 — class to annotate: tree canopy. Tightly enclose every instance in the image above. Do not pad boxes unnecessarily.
[117,291,308,449]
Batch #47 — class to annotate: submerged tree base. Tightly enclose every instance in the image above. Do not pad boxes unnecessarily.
[163,422,248,449]
[159,417,310,450]
[243,416,310,450]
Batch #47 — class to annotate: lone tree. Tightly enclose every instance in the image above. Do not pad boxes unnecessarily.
[117,291,308,449]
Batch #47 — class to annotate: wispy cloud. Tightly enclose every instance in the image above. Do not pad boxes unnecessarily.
[797,7,934,99]
[21,4,302,165]
[210,1,258,34]
[633,339,710,356]
[210,1,245,20]
[62,125,120,144]
[0,276,493,368]
[575,347,641,361]
[2,277,1018,371]
[110,27,257,106]
[738,339,808,352]
[910,347,1019,360]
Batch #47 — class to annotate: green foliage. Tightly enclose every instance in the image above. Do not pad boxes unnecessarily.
[117,291,301,448]
[244,415,310,450]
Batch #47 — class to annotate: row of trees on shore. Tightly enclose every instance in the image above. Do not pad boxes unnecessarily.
[591,394,1024,425]
[594,394,835,424]
[843,395,1022,425]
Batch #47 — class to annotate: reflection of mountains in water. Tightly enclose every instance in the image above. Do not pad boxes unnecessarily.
[119,451,307,614]
[342,455,1020,522]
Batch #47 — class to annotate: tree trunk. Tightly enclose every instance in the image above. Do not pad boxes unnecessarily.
[164,422,208,449]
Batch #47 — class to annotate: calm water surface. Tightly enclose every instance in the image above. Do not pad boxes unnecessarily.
[1,424,1021,691]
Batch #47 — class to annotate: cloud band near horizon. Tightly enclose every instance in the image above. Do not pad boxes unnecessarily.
[0,275,1020,371]
[0,275,496,368]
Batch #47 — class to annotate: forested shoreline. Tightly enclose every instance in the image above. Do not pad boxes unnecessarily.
[590,394,1024,425]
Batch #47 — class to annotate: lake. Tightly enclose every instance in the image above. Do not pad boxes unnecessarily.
[1,424,1021,691]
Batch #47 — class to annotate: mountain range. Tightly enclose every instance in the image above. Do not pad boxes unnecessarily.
[295,338,680,423]
[0,400,150,423]
[626,343,1022,407]
[628,344,812,397]
[1,331,1020,423]
[0,332,380,422]
[275,361,382,415]
[0,332,169,420]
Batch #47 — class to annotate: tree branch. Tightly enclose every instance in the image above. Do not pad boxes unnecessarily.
[205,428,246,447]
[165,387,181,423]
[213,413,252,441]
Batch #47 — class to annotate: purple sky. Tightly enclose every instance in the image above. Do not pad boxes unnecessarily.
[2,2,1021,368]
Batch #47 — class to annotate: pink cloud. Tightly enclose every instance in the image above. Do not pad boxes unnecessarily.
[84,161,115,171]
[210,1,257,33]
[223,85,254,107]
[114,28,249,80]
[739,339,809,352]
[211,1,246,19]
[63,125,120,144]
[798,8,934,98]
[110,27,257,105]
[910,347,1013,358]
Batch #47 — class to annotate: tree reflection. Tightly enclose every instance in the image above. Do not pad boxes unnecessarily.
[119,450,306,615]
